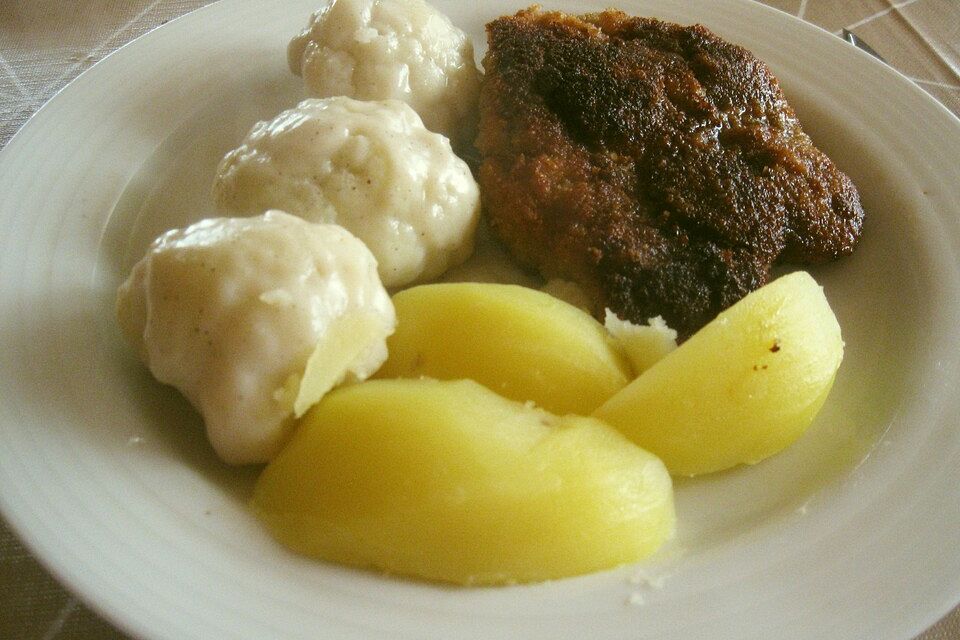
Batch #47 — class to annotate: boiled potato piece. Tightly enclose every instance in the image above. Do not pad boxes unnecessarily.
[604,311,678,376]
[594,271,843,476]
[291,311,393,417]
[375,283,631,414]
[251,378,675,585]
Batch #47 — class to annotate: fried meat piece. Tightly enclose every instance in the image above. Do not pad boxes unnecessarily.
[477,7,864,338]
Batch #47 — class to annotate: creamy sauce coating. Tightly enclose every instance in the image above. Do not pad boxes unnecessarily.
[117,211,396,463]
[213,97,480,288]
[287,0,481,146]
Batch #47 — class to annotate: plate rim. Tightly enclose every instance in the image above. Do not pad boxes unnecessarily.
[1,1,960,639]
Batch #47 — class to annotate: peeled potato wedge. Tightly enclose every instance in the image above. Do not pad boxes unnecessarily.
[375,283,631,415]
[593,271,844,476]
[292,310,391,417]
[251,378,675,585]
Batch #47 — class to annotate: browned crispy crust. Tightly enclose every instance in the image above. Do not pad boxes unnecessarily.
[477,7,864,338]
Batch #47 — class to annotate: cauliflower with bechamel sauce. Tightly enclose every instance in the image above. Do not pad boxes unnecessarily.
[287,0,481,147]
[213,97,480,288]
[116,211,396,464]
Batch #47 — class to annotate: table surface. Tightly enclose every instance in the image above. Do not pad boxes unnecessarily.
[1,0,959,638]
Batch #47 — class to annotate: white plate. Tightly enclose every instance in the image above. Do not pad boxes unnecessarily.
[2,0,959,638]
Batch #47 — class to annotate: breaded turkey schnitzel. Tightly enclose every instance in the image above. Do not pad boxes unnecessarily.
[477,7,864,338]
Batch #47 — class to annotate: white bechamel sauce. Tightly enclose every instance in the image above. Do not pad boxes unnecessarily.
[116,211,395,464]
[213,97,480,288]
[287,0,481,147]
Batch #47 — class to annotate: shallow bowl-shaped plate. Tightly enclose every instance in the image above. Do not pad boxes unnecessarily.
[1,0,959,638]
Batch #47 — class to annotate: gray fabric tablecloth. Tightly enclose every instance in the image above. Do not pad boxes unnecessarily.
[1,0,958,637]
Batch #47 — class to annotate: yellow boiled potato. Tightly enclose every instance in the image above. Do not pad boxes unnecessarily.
[251,378,675,585]
[375,283,631,414]
[291,311,391,417]
[594,271,844,477]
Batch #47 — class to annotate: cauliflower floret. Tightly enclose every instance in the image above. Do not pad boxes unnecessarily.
[116,211,396,464]
[604,311,678,377]
[287,0,481,147]
[213,97,480,288]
